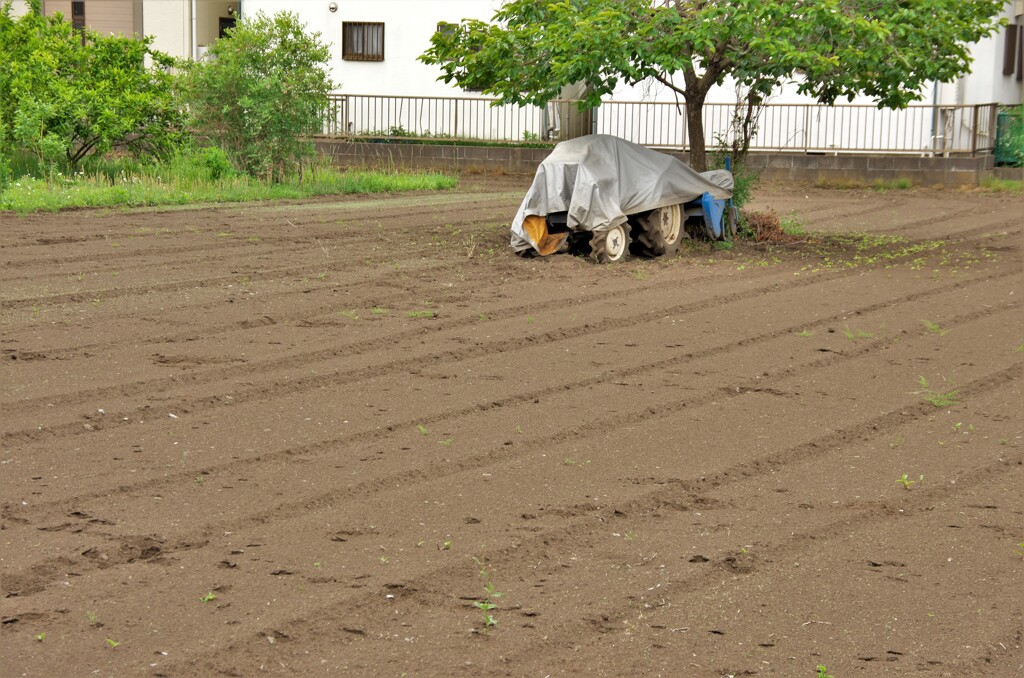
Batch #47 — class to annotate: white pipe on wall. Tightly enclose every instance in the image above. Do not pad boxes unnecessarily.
[191,0,197,60]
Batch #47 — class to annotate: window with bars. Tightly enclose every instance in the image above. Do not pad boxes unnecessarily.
[342,22,384,62]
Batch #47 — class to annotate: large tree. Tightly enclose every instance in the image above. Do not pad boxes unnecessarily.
[421,0,1005,170]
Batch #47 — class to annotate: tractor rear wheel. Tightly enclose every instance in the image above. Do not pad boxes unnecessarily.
[629,204,682,258]
[589,224,629,264]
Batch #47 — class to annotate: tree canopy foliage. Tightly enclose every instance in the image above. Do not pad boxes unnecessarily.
[0,0,182,174]
[421,0,1006,170]
[182,11,332,182]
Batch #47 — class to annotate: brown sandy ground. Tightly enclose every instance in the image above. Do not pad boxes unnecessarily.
[1,177,1021,677]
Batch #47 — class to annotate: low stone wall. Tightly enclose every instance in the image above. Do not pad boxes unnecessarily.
[744,152,996,187]
[314,137,1003,187]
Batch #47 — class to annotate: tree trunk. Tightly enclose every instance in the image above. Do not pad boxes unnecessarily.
[685,95,707,172]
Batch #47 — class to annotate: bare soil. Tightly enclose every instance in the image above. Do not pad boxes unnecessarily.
[1,178,1021,677]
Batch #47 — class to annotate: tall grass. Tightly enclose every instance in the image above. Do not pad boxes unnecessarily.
[0,148,457,213]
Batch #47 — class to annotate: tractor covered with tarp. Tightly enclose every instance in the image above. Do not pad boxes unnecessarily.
[511,134,737,263]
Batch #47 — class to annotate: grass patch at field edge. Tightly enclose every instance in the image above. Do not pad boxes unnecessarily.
[0,166,458,213]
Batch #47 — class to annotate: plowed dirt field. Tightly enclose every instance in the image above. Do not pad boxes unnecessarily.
[2,178,1021,677]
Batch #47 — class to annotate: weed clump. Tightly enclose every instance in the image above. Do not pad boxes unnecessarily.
[739,209,804,243]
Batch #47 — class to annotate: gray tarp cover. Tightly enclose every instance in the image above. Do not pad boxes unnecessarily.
[511,134,733,253]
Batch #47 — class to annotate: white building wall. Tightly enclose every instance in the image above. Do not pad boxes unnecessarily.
[142,0,189,59]
[7,0,32,17]
[947,2,1023,106]
[242,0,501,96]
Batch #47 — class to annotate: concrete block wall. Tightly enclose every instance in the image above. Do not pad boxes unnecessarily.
[314,138,1004,186]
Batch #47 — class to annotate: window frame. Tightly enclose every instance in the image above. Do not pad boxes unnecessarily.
[71,1,86,30]
[342,21,385,62]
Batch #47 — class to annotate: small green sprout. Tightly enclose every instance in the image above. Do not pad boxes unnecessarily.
[35,632,45,642]
[338,309,359,320]
[379,556,389,564]
[371,307,388,315]
[407,310,436,318]
[816,665,834,678]
[200,592,216,603]
[922,319,948,335]
[472,557,502,630]
[924,389,960,408]
[417,424,429,436]
[106,638,120,649]
[917,376,960,407]
[897,473,924,490]
[440,540,453,551]
[795,329,813,337]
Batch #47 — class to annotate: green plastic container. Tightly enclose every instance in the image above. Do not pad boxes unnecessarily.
[994,110,1023,167]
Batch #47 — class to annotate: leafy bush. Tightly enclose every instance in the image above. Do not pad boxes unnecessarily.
[182,11,333,182]
[198,147,236,181]
[0,0,183,174]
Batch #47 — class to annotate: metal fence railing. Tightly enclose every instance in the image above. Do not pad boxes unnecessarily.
[321,93,1000,156]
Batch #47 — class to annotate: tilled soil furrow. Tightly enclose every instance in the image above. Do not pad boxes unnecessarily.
[2,262,787,415]
[1,184,1020,678]
[0,210,516,309]
[5,362,1017,675]
[140,370,1020,676]
[3,270,1015,529]
[3,302,1015,597]
[0,191,518,248]
[5,263,1012,446]
[1,248,748,371]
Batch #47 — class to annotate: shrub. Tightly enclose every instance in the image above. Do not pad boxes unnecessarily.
[198,147,236,181]
[182,11,333,182]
